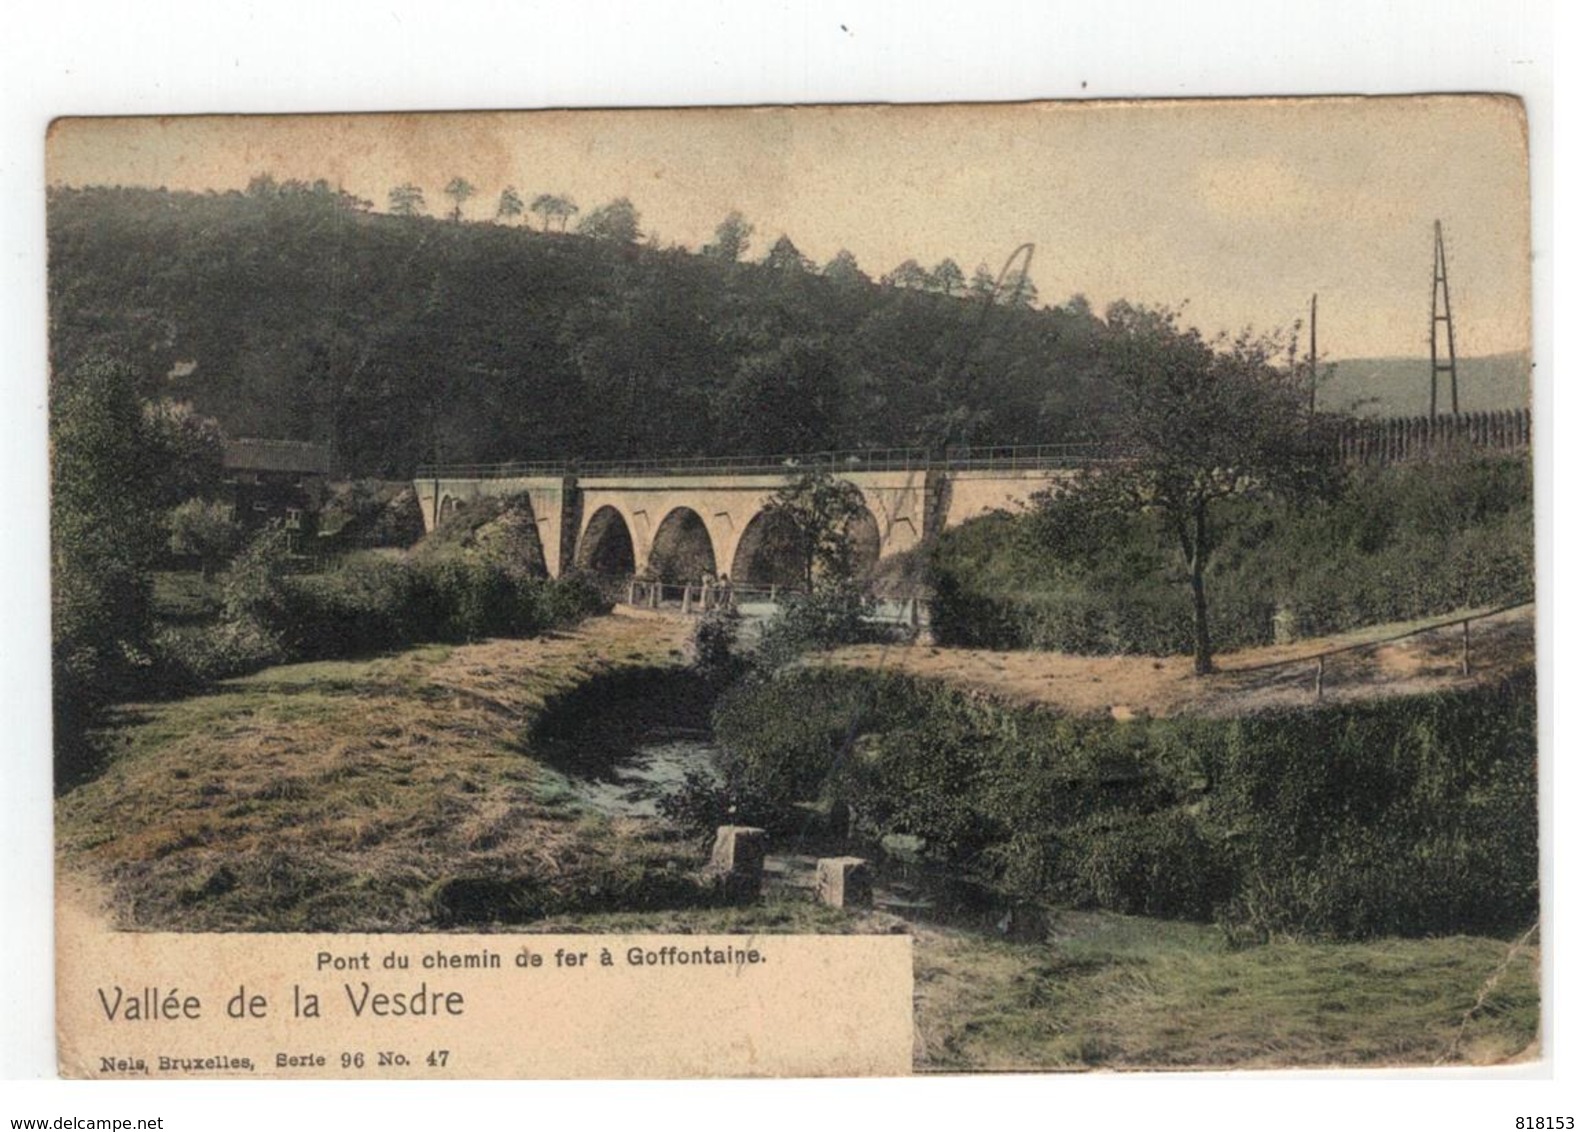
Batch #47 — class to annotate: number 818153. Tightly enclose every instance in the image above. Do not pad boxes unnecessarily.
[1517,1119,1574,1129]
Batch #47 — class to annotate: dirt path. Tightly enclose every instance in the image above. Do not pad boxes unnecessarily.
[820,604,1534,718]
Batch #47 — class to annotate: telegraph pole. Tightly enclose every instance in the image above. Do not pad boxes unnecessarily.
[1430,220,1459,416]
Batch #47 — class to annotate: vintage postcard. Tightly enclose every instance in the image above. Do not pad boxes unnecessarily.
[48,98,1537,1078]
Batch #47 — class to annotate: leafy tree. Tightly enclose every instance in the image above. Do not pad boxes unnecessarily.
[51,357,168,776]
[168,497,242,578]
[1059,304,1337,674]
[576,196,641,242]
[496,185,525,223]
[722,336,847,455]
[530,193,578,232]
[443,177,477,221]
[821,248,869,287]
[142,398,225,506]
[762,234,812,272]
[388,183,427,216]
[999,270,1040,308]
[969,262,998,300]
[759,465,869,590]
[930,258,966,296]
[703,210,754,262]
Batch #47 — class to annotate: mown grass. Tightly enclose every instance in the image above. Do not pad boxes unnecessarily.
[56,615,699,932]
[910,910,1538,1071]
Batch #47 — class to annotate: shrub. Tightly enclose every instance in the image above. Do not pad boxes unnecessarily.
[689,608,746,687]
[152,619,286,685]
[710,666,1538,939]
[222,524,295,634]
[754,579,879,670]
[167,497,242,577]
[282,553,418,658]
[1066,809,1234,920]
[930,454,1532,655]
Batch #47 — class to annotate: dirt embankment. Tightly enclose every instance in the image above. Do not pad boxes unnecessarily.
[821,604,1535,719]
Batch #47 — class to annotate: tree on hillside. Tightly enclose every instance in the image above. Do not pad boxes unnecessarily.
[882,259,931,290]
[530,193,578,232]
[930,258,966,296]
[388,183,427,216]
[762,234,812,272]
[969,262,998,300]
[999,271,1040,308]
[822,248,869,287]
[703,210,754,262]
[1051,303,1337,675]
[576,197,641,242]
[496,185,525,223]
[759,465,870,590]
[443,177,477,222]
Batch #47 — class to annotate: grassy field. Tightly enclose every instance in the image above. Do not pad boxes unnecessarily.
[908,910,1537,1070]
[434,897,1538,1071]
[57,613,698,931]
[823,604,1534,719]
[55,612,1539,1070]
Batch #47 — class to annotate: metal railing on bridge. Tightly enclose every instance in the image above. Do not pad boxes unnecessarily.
[416,443,1125,481]
[621,579,925,626]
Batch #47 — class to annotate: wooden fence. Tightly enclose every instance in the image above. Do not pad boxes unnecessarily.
[1336,408,1531,466]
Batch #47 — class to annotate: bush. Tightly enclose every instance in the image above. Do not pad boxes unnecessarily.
[711,669,878,827]
[754,579,880,670]
[710,665,1538,939]
[152,619,286,685]
[167,497,242,576]
[930,454,1533,655]
[222,524,295,635]
[655,769,738,841]
[1067,809,1234,920]
[689,608,746,687]
[1209,671,1538,940]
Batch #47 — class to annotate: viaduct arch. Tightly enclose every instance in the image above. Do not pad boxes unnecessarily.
[417,466,1064,581]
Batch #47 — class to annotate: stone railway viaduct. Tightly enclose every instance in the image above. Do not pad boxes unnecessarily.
[412,411,1530,586]
[414,455,1072,585]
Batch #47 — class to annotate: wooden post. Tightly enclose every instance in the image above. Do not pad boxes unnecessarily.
[1462,619,1472,676]
[682,583,694,615]
[1314,655,1326,701]
[626,580,636,606]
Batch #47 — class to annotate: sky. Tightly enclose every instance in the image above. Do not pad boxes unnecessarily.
[47,97,1531,360]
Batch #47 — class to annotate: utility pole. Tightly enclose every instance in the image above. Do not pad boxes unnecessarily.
[1430,220,1459,417]
[1309,292,1318,414]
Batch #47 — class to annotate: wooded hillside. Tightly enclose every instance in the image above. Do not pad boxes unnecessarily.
[48,182,1118,476]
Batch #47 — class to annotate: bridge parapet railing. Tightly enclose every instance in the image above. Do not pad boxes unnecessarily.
[417,443,1131,481]
[416,449,934,480]
[941,442,1129,469]
[619,580,923,626]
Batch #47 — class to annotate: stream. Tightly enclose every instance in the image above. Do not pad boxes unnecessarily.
[538,691,1047,940]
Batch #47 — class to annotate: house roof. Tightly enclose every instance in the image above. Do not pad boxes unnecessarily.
[224,439,333,475]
